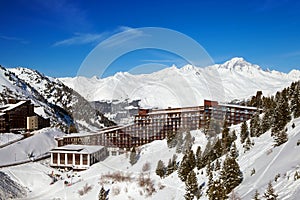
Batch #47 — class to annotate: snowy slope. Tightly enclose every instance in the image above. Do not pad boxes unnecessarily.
[3,117,300,199]
[60,58,300,108]
[0,128,65,166]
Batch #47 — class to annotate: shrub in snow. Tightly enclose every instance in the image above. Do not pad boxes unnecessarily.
[111,186,120,196]
[142,162,151,172]
[78,183,93,196]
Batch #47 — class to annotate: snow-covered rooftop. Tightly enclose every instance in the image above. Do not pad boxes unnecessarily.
[50,144,105,154]
[0,100,27,112]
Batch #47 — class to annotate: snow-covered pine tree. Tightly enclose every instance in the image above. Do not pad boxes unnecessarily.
[243,136,252,152]
[272,90,291,135]
[176,130,184,153]
[230,142,239,159]
[98,186,107,200]
[290,82,300,118]
[156,160,166,178]
[207,179,227,200]
[220,155,243,194]
[263,181,278,200]
[250,113,260,137]
[166,158,173,176]
[240,121,249,144]
[178,150,196,182]
[183,131,193,153]
[167,129,177,148]
[222,119,230,151]
[215,158,221,171]
[185,170,200,200]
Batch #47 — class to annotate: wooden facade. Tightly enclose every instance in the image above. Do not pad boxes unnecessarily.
[0,100,50,132]
[56,100,261,154]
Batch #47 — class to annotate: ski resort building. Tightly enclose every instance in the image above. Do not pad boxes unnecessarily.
[55,100,261,155]
[0,99,50,133]
[49,145,108,170]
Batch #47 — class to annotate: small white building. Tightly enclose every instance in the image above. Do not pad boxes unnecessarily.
[50,145,108,170]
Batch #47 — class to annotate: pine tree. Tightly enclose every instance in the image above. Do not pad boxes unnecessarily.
[290,82,300,118]
[129,146,137,165]
[178,150,196,182]
[196,146,203,170]
[176,131,184,153]
[215,158,221,171]
[252,190,260,200]
[263,181,278,200]
[98,186,107,200]
[185,170,200,200]
[167,130,177,148]
[274,129,288,147]
[214,138,223,159]
[183,131,193,153]
[230,142,238,159]
[208,179,227,200]
[156,160,165,178]
[240,121,249,144]
[166,158,173,176]
[272,91,291,135]
[243,136,252,152]
[222,119,230,151]
[221,155,243,194]
[250,113,260,137]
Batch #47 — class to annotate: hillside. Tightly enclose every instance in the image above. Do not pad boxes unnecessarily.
[60,58,300,109]
[2,117,300,199]
[0,65,114,131]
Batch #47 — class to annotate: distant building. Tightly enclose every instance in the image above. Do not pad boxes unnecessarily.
[0,100,50,133]
[49,145,108,170]
[55,99,262,155]
[27,115,50,131]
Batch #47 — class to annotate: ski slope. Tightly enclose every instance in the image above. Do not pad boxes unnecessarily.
[2,117,300,199]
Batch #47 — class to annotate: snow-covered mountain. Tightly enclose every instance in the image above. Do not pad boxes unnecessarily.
[60,58,300,108]
[0,65,114,131]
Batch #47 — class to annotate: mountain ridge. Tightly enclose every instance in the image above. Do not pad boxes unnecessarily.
[60,57,300,109]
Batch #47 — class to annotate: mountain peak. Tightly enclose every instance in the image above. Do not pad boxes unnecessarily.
[218,57,261,71]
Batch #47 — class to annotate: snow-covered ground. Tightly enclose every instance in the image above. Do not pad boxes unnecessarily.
[1,117,300,199]
[60,58,300,108]
[0,128,65,166]
[0,133,23,146]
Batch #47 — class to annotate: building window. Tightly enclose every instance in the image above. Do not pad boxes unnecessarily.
[67,153,72,164]
[60,153,65,164]
[82,154,88,165]
[75,154,80,165]
[53,153,58,164]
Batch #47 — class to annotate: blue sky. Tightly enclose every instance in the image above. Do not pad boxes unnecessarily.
[0,0,299,77]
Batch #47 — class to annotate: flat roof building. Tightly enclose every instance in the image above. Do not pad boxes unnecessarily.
[50,145,108,170]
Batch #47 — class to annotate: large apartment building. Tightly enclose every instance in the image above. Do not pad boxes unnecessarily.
[0,99,50,133]
[56,100,260,155]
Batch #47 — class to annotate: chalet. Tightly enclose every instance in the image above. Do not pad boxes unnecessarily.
[49,145,108,170]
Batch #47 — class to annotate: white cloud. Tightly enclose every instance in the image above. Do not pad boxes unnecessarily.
[53,26,141,47]
[0,35,28,44]
[52,33,104,46]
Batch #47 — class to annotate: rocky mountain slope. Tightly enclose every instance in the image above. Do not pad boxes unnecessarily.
[0,65,114,131]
